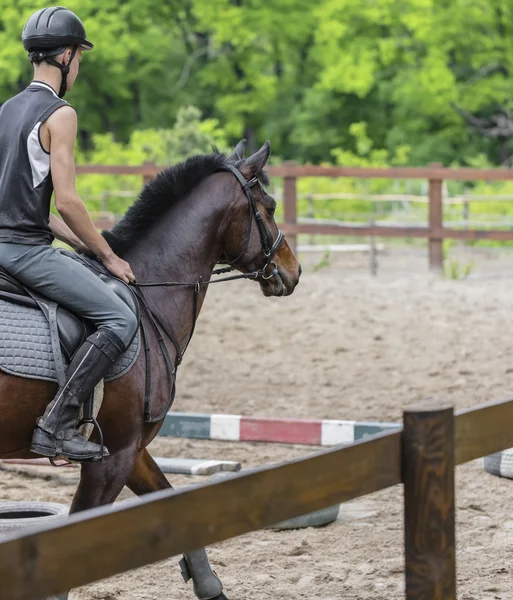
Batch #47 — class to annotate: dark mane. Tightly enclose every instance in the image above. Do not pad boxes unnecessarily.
[102,152,227,256]
[102,151,269,256]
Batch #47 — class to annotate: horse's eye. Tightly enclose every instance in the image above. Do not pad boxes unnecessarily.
[268,207,276,217]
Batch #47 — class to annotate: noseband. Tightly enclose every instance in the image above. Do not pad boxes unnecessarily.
[221,164,285,280]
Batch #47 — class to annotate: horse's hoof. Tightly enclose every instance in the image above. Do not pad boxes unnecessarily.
[209,595,229,600]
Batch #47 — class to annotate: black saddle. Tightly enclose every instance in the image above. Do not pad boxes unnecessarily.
[0,249,139,386]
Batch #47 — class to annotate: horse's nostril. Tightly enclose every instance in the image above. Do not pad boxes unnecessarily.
[298,264,302,277]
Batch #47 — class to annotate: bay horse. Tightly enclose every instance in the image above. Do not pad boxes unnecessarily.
[0,140,301,599]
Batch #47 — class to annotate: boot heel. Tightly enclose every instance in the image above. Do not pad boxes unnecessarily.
[30,428,58,458]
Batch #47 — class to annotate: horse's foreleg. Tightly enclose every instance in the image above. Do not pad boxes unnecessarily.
[71,446,138,513]
[127,448,228,600]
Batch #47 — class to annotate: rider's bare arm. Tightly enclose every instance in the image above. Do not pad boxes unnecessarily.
[46,106,135,283]
[48,213,86,251]
[46,106,113,260]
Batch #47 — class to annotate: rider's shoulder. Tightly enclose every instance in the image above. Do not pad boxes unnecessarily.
[47,104,77,128]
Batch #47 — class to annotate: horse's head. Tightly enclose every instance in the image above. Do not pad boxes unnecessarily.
[221,140,301,297]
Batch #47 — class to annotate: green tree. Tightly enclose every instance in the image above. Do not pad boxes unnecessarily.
[3,0,513,168]
[76,105,228,215]
[304,0,513,165]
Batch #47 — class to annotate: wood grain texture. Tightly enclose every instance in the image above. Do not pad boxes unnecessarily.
[0,430,401,600]
[403,402,456,600]
[455,396,513,464]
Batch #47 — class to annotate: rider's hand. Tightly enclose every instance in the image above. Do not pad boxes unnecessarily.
[102,253,136,284]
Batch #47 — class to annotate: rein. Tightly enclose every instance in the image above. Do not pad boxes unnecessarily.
[129,165,285,422]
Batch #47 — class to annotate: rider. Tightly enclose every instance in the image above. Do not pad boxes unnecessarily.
[0,7,138,462]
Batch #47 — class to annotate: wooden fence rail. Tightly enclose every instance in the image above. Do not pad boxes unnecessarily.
[77,162,513,272]
[1,395,513,600]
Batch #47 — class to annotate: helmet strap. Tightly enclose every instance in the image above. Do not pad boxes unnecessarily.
[45,46,77,98]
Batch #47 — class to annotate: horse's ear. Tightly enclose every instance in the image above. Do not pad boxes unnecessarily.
[240,140,271,178]
[228,139,246,162]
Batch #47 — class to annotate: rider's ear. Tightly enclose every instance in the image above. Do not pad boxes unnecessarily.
[61,47,71,65]
[228,139,246,162]
[240,141,271,179]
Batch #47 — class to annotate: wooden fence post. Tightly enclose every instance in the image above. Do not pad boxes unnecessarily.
[428,162,444,273]
[143,161,156,186]
[283,161,297,255]
[403,401,456,600]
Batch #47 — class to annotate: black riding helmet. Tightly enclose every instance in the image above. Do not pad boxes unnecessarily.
[22,6,93,98]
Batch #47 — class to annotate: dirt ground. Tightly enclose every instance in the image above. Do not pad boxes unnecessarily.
[3,243,513,599]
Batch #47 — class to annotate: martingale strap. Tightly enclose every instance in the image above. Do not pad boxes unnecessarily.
[132,283,201,423]
[132,286,175,423]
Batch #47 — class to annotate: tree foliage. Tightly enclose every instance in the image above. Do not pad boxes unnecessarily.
[75,105,228,214]
[2,0,513,167]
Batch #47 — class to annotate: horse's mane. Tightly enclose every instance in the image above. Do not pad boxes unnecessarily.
[102,152,227,256]
[102,150,269,256]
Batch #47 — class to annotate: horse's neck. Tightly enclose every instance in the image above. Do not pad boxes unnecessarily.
[126,188,226,349]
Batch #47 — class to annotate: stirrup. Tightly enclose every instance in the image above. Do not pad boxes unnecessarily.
[77,415,106,461]
[31,427,109,462]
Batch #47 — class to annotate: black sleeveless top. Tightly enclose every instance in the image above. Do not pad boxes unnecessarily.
[0,81,69,245]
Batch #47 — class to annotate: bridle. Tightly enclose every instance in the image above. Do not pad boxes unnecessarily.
[221,164,285,280]
[129,164,286,422]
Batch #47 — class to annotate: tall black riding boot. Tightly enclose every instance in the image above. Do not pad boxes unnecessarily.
[30,329,125,462]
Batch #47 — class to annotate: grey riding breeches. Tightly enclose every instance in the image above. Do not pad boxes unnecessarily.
[0,242,138,350]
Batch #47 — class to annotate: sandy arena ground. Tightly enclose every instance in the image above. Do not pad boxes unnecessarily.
[2,244,513,599]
